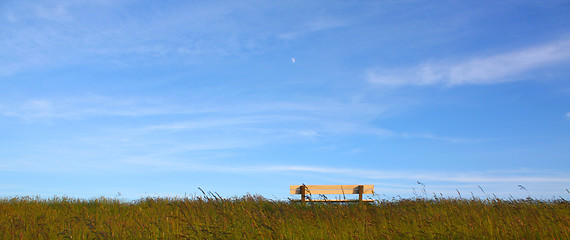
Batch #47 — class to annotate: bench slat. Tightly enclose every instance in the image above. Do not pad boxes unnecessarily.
[291,199,375,202]
[290,189,375,194]
[290,185,374,190]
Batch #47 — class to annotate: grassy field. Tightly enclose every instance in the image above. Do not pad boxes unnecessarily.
[1,193,569,239]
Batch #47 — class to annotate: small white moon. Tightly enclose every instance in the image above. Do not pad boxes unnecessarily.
[291,57,296,63]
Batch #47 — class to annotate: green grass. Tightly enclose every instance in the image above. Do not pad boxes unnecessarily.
[1,194,568,239]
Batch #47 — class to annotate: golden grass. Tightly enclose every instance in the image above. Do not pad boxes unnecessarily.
[1,194,568,239]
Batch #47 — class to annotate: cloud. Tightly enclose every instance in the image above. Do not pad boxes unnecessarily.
[0,1,358,77]
[368,38,570,87]
[118,161,570,184]
[278,17,348,39]
[0,95,468,144]
[0,97,179,120]
[297,130,318,137]
[256,165,570,183]
[143,117,265,131]
[398,132,477,143]
[0,1,271,76]
[33,3,72,22]
[272,166,570,183]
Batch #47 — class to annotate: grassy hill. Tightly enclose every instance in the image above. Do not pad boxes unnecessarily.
[1,194,569,239]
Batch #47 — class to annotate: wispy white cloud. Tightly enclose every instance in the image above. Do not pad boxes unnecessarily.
[143,117,264,131]
[399,132,473,143]
[117,161,570,184]
[33,3,72,22]
[255,165,570,183]
[368,37,570,87]
[0,94,469,145]
[138,104,465,143]
[3,1,71,23]
[0,97,182,120]
[278,17,348,39]
[0,94,474,177]
[0,1,355,76]
[0,2,260,75]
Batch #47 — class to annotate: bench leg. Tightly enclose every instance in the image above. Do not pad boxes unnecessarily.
[301,185,306,204]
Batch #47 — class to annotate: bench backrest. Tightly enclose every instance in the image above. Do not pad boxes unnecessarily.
[289,185,374,195]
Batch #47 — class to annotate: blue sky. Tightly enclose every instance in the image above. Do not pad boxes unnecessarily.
[1,0,569,200]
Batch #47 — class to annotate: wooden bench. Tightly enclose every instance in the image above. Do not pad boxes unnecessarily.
[290,185,374,203]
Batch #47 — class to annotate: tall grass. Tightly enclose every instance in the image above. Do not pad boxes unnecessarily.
[1,194,568,239]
